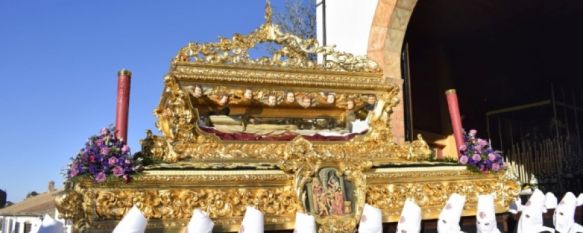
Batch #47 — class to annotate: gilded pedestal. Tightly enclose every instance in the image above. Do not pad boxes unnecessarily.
[56,3,519,232]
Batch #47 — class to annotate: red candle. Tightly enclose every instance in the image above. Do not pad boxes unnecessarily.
[115,69,132,142]
[445,89,464,156]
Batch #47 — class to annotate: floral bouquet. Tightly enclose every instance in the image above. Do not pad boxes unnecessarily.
[458,129,504,173]
[67,126,138,182]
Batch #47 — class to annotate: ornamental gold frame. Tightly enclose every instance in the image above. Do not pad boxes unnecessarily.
[56,167,519,232]
[56,2,519,232]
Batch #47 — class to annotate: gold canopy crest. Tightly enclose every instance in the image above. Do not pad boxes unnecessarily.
[173,1,381,73]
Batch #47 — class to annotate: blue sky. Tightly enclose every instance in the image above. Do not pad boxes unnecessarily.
[0,0,275,202]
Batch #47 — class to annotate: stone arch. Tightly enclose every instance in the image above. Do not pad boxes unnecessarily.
[367,0,418,142]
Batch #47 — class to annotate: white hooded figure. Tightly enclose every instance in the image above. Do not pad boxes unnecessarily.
[553,192,583,233]
[358,204,383,233]
[546,192,559,210]
[396,199,422,233]
[239,206,264,233]
[437,193,466,233]
[36,214,64,233]
[294,212,316,233]
[476,194,500,233]
[112,205,148,233]
[514,189,555,233]
[186,208,214,233]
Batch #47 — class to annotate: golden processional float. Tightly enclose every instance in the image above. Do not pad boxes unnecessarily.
[56,3,519,232]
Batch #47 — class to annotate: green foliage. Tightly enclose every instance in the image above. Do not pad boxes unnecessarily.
[25,191,39,199]
[132,151,163,167]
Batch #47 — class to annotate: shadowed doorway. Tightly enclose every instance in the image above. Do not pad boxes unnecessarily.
[403,0,583,193]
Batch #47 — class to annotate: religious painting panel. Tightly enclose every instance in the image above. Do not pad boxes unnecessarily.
[302,167,354,217]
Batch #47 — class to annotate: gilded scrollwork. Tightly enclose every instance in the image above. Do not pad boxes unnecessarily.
[56,2,520,233]
[141,0,424,165]
[140,134,432,165]
[56,183,96,232]
[57,176,300,232]
[365,168,520,221]
[57,167,518,232]
[149,62,431,165]
[173,2,380,73]
[278,137,372,232]
[155,76,195,144]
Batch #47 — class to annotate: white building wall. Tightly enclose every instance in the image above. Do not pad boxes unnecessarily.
[316,0,378,56]
[0,216,41,233]
[53,209,71,233]
[0,211,70,233]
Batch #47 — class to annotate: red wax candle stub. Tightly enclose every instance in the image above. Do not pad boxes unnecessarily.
[445,89,464,156]
[116,69,132,142]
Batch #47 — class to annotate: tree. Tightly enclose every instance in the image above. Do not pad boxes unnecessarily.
[26,191,38,199]
[0,189,6,208]
[252,0,317,59]
[273,0,316,40]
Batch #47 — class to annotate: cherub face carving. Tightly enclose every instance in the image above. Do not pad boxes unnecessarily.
[268,95,277,107]
[346,100,354,110]
[286,92,295,103]
[219,95,229,106]
[244,89,253,100]
[193,85,203,98]
[367,95,377,105]
[300,97,311,108]
[326,94,335,104]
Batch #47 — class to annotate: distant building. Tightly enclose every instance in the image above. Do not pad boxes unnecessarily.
[0,182,71,233]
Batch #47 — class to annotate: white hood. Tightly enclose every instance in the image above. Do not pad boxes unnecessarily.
[239,206,264,233]
[515,189,555,233]
[358,204,383,233]
[476,194,500,233]
[437,193,466,233]
[553,192,583,233]
[294,212,316,233]
[36,214,64,233]
[112,205,148,233]
[396,199,422,233]
[186,208,214,233]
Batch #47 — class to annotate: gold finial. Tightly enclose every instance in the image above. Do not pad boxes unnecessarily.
[118,68,132,77]
[265,0,272,24]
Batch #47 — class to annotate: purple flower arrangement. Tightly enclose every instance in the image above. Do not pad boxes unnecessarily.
[67,126,138,183]
[458,129,505,173]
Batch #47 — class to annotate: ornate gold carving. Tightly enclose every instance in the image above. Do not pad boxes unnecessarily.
[57,174,299,233]
[148,68,431,165]
[183,84,364,109]
[173,64,387,89]
[57,167,519,232]
[365,168,521,222]
[90,188,299,220]
[155,76,195,144]
[140,131,431,166]
[56,2,520,233]
[278,137,371,232]
[147,5,423,165]
[173,3,380,73]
